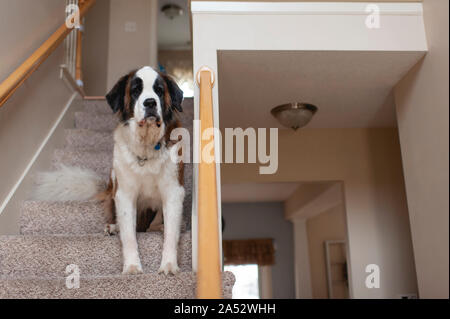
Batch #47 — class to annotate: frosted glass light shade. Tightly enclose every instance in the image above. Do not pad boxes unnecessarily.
[271,103,318,130]
[161,4,183,20]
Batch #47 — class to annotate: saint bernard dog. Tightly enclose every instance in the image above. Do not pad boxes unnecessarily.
[34,66,185,275]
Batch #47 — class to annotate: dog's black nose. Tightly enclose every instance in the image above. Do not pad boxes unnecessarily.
[143,98,157,109]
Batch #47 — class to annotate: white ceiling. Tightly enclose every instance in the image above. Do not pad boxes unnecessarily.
[158,0,191,50]
[221,182,302,203]
[218,50,425,129]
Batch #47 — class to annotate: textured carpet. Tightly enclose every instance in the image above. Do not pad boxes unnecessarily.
[0,233,192,277]
[0,98,234,299]
[0,272,235,299]
[64,129,113,151]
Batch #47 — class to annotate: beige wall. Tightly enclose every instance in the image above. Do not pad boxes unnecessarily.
[394,0,449,299]
[0,0,65,82]
[82,0,111,96]
[221,128,418,298]
[107,0,158,90]
[0,1,74,231]
[82,0,159,95]
[307,205,347,299]
[284,182,341,220]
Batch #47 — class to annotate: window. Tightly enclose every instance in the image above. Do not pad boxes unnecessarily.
[223,238,275,298]
[158,50,194,98]
[224,264,260,299]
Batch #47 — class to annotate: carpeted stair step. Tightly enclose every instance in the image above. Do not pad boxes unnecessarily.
[75,112,118,131]
[0,232,192,278]
[52,148,112,180]
[20,200,106,235]
[64,129,113,151]
[20,200,190,235]
[0,271,235,299]
[82,99,111,114]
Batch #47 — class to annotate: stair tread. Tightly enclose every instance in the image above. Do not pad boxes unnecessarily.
[52,148,112,178]
[0,271,235,299]
[21,200,105,235]
[54,148,112,160]
[0,232,192,277]
[64,129,113,151]
[21,200,190,235]
[82,100,111,114]
[75,112,118,131]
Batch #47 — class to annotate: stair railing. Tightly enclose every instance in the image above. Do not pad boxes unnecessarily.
[0,0,95,108]
[196,67,222,298]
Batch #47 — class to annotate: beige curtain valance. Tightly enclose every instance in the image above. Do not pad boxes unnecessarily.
[223,238,275,266]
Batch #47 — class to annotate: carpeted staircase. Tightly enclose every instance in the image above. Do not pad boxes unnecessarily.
[0,98,234,299]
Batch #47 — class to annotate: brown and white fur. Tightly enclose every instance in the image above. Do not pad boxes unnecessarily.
[34,66,185,275]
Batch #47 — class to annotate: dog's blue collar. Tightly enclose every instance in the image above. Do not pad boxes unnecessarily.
[154,142,161,151]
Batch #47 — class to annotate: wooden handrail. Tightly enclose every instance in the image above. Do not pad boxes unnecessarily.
[196,68,222,299]
[75,28,83,85]
[0,0,95,108]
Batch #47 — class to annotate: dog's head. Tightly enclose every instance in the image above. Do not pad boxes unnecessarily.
[106,66,183,127]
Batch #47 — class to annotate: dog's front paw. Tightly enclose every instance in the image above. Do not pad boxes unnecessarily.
[123,263,143,275]
[158,262,180,275]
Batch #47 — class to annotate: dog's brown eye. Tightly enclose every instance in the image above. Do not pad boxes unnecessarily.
[155,85,164,97]
[130,78,143,98]
[131,87,140,97]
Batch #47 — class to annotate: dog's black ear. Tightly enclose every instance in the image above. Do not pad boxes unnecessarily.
[163,75,184,112]
[105,74,129,114]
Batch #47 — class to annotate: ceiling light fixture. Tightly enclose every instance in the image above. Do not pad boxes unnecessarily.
[161,4,184,20]
[271,102,318,130]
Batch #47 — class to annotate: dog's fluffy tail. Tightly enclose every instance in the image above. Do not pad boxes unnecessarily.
[32,165,105,202]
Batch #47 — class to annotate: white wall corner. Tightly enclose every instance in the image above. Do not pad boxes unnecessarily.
[292,218,313,299]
